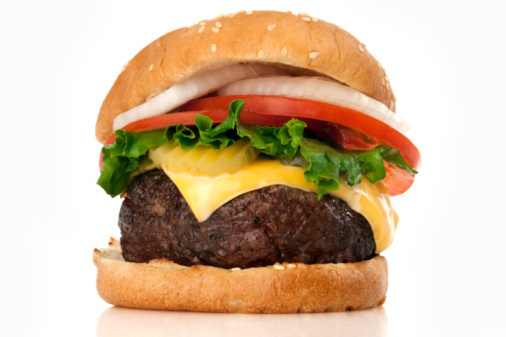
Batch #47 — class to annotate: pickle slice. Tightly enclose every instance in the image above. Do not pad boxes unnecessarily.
[149,137,260,176]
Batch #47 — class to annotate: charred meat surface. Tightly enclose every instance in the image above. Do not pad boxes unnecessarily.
[119,169,376,268]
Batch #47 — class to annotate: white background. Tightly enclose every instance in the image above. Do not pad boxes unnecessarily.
[2,1,505,336]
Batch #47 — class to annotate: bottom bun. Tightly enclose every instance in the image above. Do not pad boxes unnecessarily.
[93,238,388,313]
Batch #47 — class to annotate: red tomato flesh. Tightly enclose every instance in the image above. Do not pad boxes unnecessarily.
[382,162,415,196]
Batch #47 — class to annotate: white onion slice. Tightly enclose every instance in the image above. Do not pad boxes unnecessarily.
[218,76,410,133]
[113,64,289,130]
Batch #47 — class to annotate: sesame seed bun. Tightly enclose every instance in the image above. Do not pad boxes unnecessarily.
[93,10,394,313]
[93,238,387,313]
[95,10,395,144]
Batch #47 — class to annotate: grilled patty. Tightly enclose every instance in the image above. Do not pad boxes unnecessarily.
[119,169,376,269]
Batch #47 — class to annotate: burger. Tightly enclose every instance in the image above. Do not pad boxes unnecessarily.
[93,10,420,313]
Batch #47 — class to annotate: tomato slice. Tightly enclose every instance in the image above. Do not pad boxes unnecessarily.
[103,95,420,196]
[104,109,379,153]
[104,109,219,145]
[382,162,415,196]
[181,96,421,170]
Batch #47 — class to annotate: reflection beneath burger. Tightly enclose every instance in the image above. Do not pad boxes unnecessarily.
[96,305,387,337]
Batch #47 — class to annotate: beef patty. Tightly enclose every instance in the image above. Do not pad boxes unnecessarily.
[119,169,376,269]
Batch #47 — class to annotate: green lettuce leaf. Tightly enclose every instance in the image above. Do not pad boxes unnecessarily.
[234,100,305,159]
[377,145,418,174]
[98,129,168,197]
[97,99,417,198]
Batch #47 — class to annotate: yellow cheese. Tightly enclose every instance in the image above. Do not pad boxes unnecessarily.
[148,155,397,254]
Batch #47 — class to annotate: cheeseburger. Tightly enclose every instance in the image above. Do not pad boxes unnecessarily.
[93,10,420,313]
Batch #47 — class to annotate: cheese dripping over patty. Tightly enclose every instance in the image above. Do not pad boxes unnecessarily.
[139,145,398,254]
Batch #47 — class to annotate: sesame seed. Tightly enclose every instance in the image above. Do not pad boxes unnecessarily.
[312,17,319,22]
[211,27,220,33]
[215,21,222,28]
[309,52,319,59]
[121,62,128,71]
[227,13,235,18]
[389,101,395,110]
[267,24,277,31]
[230,267,241,271]
[274,264,284,270]
[385,76,389,82]
[386,82,390,89]
[358,44,364,52]
[198,26,205,33]
[302,16,311,22]
[246,10,253,15]
[211,44,217,53]
[281,46,288,56]
[148,64,153,71]
[257,49,265,58]
[287,264,296,269]
[381,77,385,85]
[199,21,206,26]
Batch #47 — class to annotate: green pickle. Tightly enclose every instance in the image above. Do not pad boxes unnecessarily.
[148,137,260,176]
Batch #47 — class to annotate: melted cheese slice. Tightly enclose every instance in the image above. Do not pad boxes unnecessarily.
[148,156,397,254]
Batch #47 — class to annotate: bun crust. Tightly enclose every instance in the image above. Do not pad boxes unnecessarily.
[93,238,387,313]
[96,10,396,143]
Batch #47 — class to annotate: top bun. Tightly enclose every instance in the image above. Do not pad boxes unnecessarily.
[96,10,396,144]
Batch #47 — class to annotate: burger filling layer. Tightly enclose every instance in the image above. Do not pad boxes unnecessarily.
[119,170,376,269]
[139,147,398,253]
[99,99,416,263]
